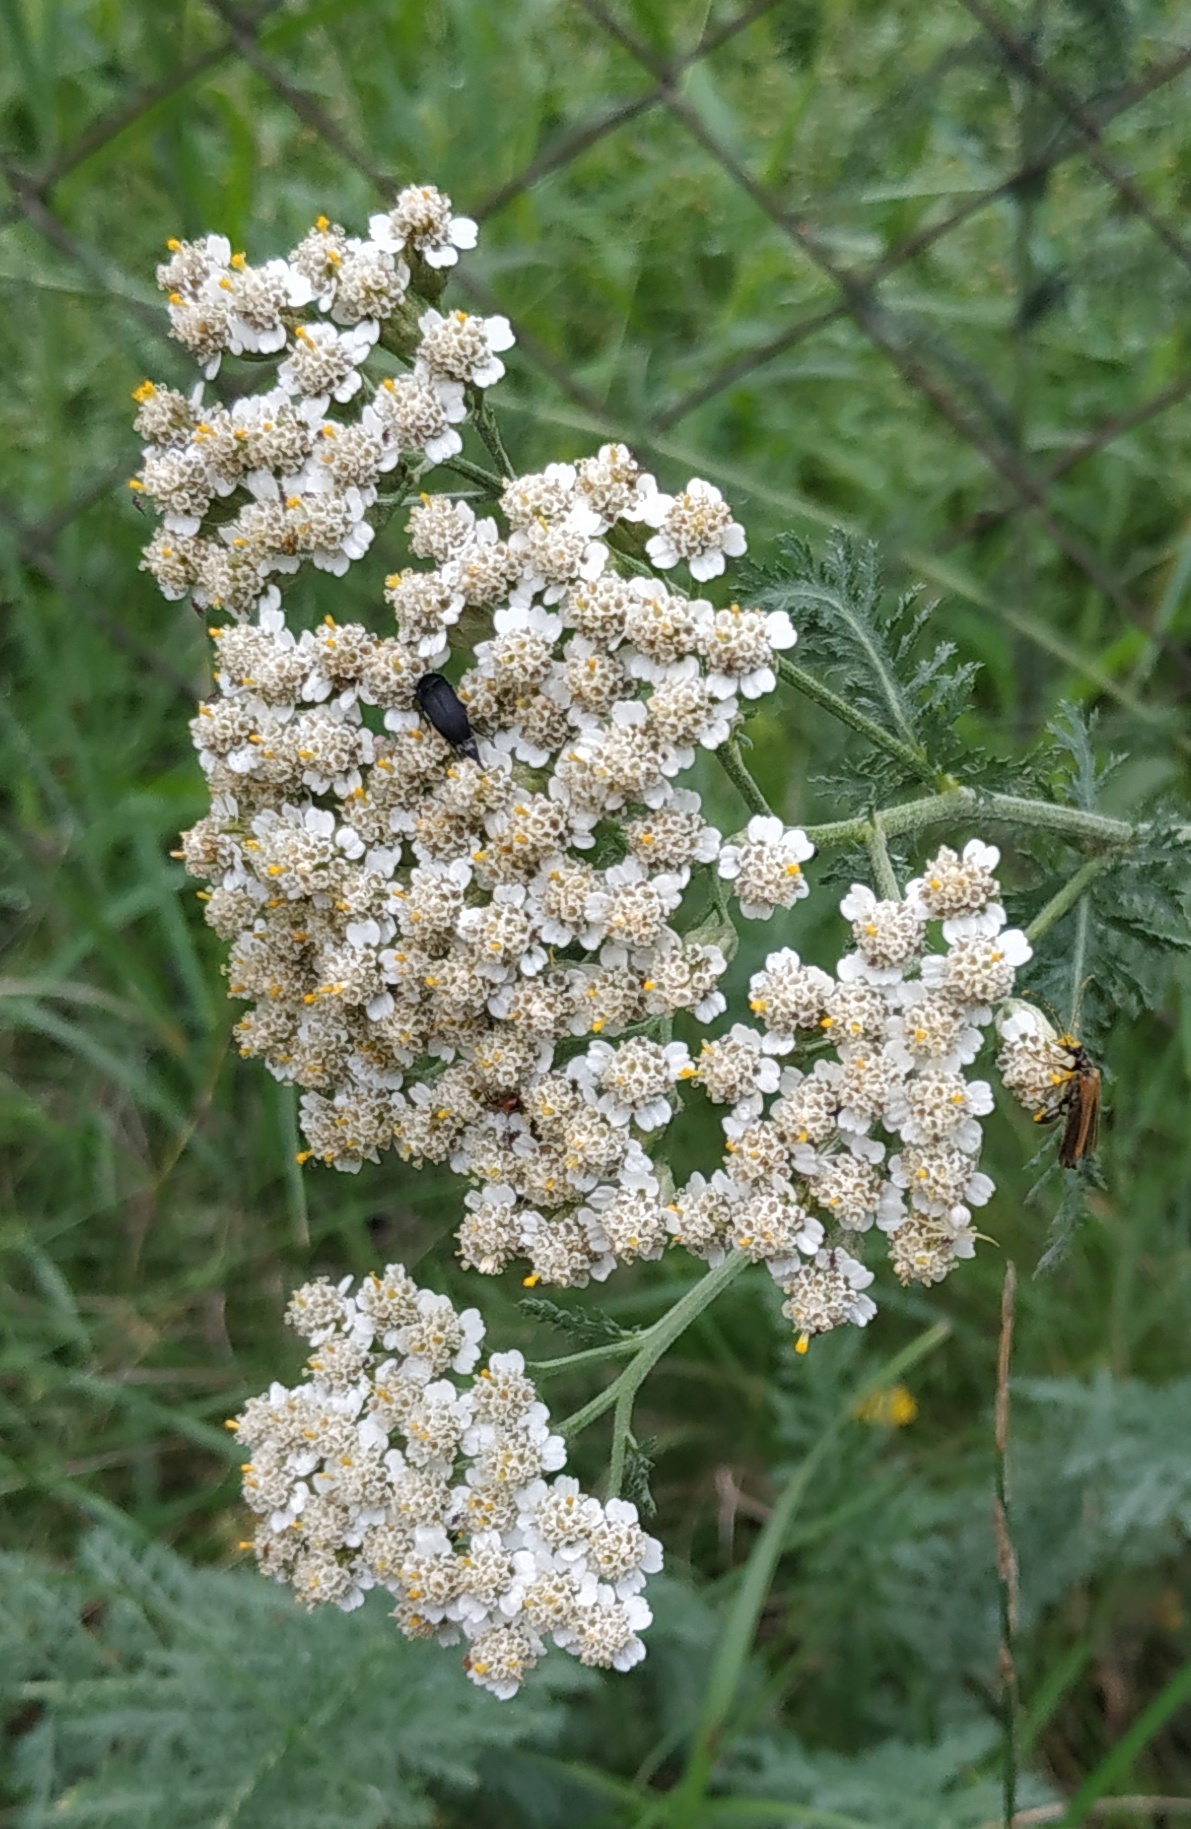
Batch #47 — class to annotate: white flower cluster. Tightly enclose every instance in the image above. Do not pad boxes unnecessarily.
[233,1265,661,1698]
[688,839,1033,1347]
[133,186,494,615]
[177,543,800,1286]
[134,186,761,623]
[139,187,822,1292]
[143,190,1049,1364]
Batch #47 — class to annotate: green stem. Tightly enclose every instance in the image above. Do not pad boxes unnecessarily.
[440,453,503,494]
[866,820,901,899]
[984,794,1133,846]
[557,1253,749,1446]
[607,1383,637,1498]
[718,742,773,819]
[607,546,659,581]
[804,788,1137,851]
[805,788,973,848]
[776,654,935,783]
[710,865,733,928]
[470,393,516,479]
[528,1337,641,1375]
[670,1321,951,1827]
[1069,892,1091,1030]
[1025,854,1117,945]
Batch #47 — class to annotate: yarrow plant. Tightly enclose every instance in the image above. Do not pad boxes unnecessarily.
[133,183,1157,1695]
[231,1265,659,1697]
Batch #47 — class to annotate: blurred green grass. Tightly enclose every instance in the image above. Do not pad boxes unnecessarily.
[3,0,1191,1821]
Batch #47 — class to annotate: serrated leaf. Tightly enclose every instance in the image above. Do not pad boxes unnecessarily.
[620,1437,659,1519]
[519,1297,635,1344]
[744,529,986,794]
[0,1531,578,1829]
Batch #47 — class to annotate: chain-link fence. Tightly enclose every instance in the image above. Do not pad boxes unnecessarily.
[3,0,1191,722]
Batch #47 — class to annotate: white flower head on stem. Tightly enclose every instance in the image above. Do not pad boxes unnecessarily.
[906,839,1005,941]
[567,1036,692,1131]
[369,185,479,269]
[718,816,814,920]
[699,603,796,700]
[416,308,514,389]
[642,477,746,582]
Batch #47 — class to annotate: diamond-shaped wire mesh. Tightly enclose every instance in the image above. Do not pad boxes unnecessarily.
[3,0,1191,732]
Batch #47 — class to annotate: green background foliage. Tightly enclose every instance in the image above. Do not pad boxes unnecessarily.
[2,0,1191,1821]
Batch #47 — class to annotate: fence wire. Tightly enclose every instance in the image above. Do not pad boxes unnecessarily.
[2,0,1191,708]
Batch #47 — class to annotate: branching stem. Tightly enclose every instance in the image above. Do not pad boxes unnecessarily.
[557,1253,750,1495]
[470,394,516,479]
[528,1337,642,1375]
[805,787,1136,851]
[440,453,504,495]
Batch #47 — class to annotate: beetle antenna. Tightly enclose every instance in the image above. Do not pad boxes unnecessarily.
[1069,974,1095,1037]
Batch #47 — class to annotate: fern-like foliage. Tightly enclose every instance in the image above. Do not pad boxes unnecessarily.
[867,1371,1191,1696]
[1,1531,579,1829]
[518,1296,637,1345]
[722,1721,1042,1829]
[1016,1372,1191,1547]
[1031,1160,1101,1277]
[1016,707,1191,1040]
[620,1437,659,1519]
[743,530,986,798]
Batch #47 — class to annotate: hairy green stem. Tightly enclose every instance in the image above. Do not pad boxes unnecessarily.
[440,452,503,495]
[557,1253,749,1459]
[983,793,1133,845]
[805,788,971,848]
[805,787,1137,851]
[607,1383,637,1498]
[1069,892,1091,1031]
[718,742,773,818]
[470,394,516,479]
[866,820,901,899]
[776,654,936,782]
[1025,854,1117,945]
[709,864,733,929]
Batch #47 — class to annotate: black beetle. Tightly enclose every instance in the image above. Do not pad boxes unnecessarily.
[415,672,480,762]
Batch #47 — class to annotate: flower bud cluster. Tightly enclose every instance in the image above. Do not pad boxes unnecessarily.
[232,1266,660,1697]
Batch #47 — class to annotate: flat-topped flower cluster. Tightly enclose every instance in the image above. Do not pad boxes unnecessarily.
[137,186,1049,1349]
[732,838,1031,1343]
[233,1266,660,1697]
[133,183,1078,1696]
